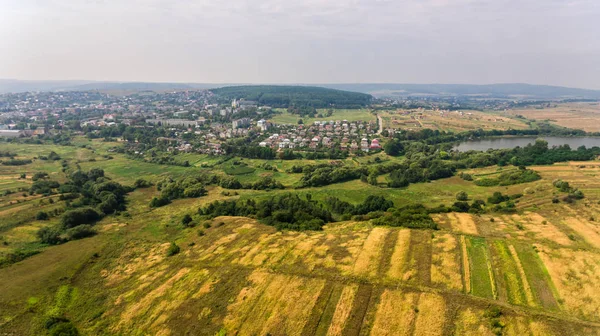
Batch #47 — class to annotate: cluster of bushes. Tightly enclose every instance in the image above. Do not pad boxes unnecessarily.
[474,167,541,186]
[388,159,455,188]
[36,169,131,245]
[39,151,61,161]
[198,193,333,230]
[0,150,15,158]
[150,174,214,207]
[298,165,368,187]
[30,179,60,195]
[552,179,584,203]
[325,195,393,218]
[372,205,438,229]
[1,159,32,166]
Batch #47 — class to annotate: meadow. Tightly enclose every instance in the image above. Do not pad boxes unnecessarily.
[1,139,600,335]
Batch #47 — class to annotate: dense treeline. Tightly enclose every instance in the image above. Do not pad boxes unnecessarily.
[199,193,333,230]
[36,168,132,245]
[211,85,372,109]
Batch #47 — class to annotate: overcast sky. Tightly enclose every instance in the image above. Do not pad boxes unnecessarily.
[1,0,599,89]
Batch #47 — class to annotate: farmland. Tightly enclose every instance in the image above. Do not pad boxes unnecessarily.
[378,109,530,132]
[1,138,600,335]
[506,102,600,132]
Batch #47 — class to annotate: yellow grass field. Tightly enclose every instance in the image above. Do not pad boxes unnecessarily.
[538,247,600,321]
[506,102,600,132]
[370,290,418,336]
[430,233,463,291]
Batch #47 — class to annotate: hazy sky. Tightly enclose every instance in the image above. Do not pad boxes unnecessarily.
[2,0,600,89]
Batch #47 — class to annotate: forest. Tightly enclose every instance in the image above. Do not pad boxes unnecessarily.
[210,85,373,108]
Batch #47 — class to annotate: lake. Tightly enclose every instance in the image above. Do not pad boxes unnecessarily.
[454,137,600,152]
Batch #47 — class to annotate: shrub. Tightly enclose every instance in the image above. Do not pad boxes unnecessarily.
[133,179,153,188]
[36,211,50,220]
[60,207,101,229]
[37,226,63,245]
[181,214,194,227]
[149,196,171,208]
[166,242,180,256]
[66,224,96,240]
[456,191,468,201]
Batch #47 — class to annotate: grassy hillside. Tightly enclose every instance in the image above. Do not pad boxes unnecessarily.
[1,139,600,335]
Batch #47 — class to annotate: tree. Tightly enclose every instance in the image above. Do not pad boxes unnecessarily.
[456,191,469,201]
[384,139,404,156]
[368,173,378,185]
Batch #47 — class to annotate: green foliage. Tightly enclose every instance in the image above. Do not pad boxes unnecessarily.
[1,159,32,166]
[167,242,180,256]
[65,224,96,240]
[456,191,469,201]
[488,192,510,205]
[181,214,194,227]
[199,193,333,230]
[32,172,48,181]
[383,139,404,156]
[36,211,50,220]
[37,226,63,245]
[150,196,171,208]
[133,178,153,188]
[372,205,438,229]
[474,168,541,187]
[60,207,102,229]
[211,85,372,109]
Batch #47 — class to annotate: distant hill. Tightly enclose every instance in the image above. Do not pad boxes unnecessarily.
[0,79,222,94]
[2,80,600,100]
[319,83,600,99]
[210,85,373,108]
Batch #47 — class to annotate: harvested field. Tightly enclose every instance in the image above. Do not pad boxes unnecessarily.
[413,293,446,336]
[522,212,572,246]
[403,230,432,286]
[430,233,463,291]
[447,213,479,235]
[460,236,471,294]
[352,227,389,277]
[506,102,600,132]
[370,289,418,336]
[225,273,325,335]
[538,247,600,320]
[326,284,359,336]
[562,217,600,249]
[385,229,411,280]
[453,307,493,336]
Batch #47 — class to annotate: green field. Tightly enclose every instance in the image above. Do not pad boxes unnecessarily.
[466,237,496,299]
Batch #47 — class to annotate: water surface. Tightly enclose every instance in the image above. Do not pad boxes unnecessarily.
[454,137,600,152]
